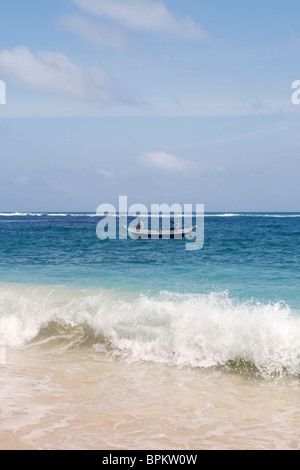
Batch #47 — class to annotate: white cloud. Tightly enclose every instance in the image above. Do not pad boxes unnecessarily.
[97,168,116,178]
[138,151,199,173]
[58,14,128,48]
[0,45,115,102]
[97,168,130,178]
[72,0,206,39]
[18,175,30,183]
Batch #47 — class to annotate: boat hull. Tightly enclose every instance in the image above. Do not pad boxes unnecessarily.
[125,226,196,239]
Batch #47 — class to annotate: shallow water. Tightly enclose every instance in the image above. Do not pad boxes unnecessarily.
[1,346,299,450]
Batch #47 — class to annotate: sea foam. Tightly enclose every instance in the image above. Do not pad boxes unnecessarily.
[0,283,299,377]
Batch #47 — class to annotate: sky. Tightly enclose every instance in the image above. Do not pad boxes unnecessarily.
[0,0,300,212]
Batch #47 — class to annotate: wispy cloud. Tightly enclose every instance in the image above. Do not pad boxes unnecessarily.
[58,14,129,48]
[138,151,200,173]
[18,175,30,183]
[0,45,115,102]
[71,0,206,39]
[97,168,116,178]
[97,168,129,178]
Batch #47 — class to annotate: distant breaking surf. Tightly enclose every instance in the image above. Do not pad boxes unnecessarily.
[1,212,300,218]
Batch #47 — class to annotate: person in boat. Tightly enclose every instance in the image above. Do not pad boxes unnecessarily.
[170,220,180,231]
[136,217,144,230]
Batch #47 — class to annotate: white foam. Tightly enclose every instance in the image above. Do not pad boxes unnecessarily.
[0,284,299,376]
[0,212,28,216]
[0,212,300,218]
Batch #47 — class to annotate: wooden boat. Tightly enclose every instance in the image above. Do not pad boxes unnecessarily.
[125,226,196,239]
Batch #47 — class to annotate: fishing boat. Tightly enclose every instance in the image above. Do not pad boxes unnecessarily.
[125,223,196,239]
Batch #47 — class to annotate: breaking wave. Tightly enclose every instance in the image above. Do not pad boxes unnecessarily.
[0,283,299,378]
[1,212,300,218]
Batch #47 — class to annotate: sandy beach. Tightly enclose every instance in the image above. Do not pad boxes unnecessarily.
[1,345,299,450]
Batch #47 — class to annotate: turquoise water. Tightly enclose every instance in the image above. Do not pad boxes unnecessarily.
[0,213,299,305]
[0,212,299,377]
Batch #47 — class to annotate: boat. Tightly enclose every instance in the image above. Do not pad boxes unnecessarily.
[125,225,196,239]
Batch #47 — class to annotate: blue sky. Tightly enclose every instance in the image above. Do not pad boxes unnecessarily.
[0,0,300,211]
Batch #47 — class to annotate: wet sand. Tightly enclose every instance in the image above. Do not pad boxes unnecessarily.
[0,345,299,450]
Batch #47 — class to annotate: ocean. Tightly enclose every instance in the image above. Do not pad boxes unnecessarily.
[0,212,299,450]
